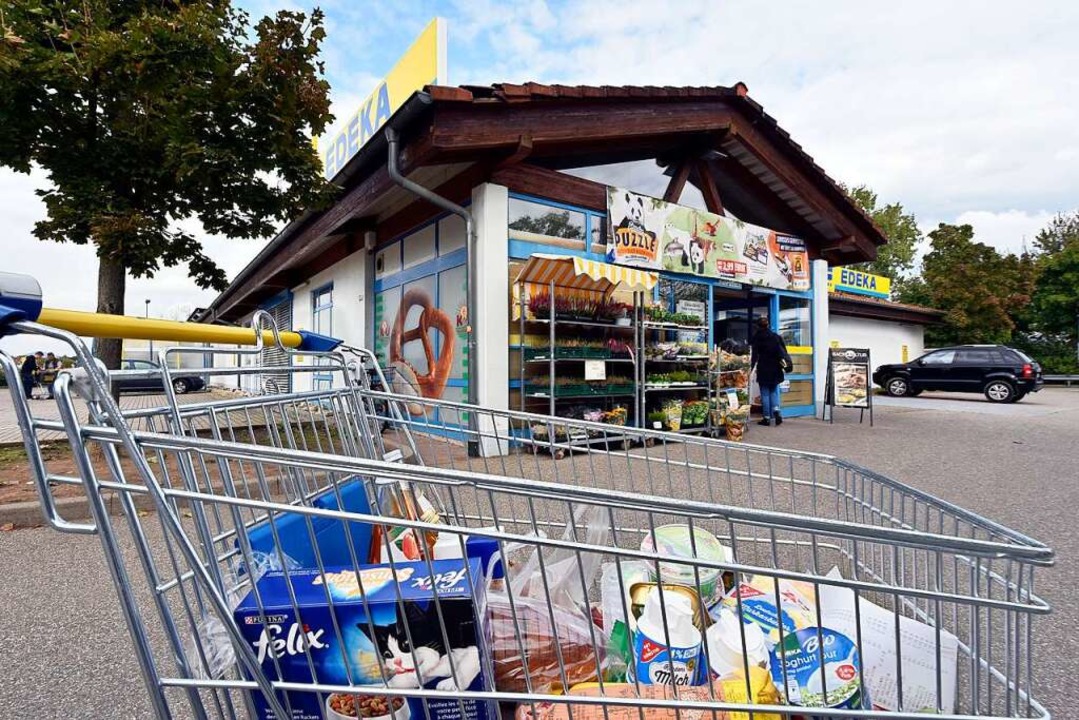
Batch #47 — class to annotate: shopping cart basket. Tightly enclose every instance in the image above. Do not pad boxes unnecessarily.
[0,273,1054,719]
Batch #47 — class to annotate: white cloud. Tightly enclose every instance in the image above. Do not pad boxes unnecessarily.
[922,209,1056,256]
[4,0,1078,360]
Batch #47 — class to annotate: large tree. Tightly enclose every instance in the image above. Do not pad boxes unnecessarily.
[1032,211,1079,256]
[0,1,334,368]
[843,184,920,282]
[909,223,1031,346]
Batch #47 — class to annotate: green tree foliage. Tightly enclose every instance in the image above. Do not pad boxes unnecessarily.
[843,184,920,281]
[908,223,1032,346]
[1031,240,1079,335]
[1032,212,1079,256]
[509,210,584,240]
[0,1,334,367]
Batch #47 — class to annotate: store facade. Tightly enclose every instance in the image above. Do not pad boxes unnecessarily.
[198,83,886,431]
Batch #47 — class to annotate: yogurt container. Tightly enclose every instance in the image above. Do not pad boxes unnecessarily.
[639,525,733,606]
[628,587,705,686]
[769,627,870,714]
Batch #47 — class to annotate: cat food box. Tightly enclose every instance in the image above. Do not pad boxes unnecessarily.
[234,558,495,720]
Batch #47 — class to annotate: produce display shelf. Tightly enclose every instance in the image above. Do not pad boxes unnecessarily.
[642,322,708,331]
[525,357,635,363]
[525,318,634,329]
[644,385,709,392]
[646,355,710,362]
[525,392,637,399]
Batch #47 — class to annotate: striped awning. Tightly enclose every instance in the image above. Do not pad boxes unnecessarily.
[514,254,658,293]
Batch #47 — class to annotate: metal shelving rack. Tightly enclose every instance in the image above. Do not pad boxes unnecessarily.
[517,278,642,451]
[637,316,713,435]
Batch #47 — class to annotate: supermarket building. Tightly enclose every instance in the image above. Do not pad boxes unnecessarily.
[197,83,890,423]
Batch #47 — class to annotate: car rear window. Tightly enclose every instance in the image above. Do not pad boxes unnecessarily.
[1009,349,1034,363]
[956,349,996,364]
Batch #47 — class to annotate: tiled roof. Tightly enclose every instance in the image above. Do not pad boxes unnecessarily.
[829,290,945,318]
[423,83,884,241]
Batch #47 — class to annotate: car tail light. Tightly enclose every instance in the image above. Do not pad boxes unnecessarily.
[1022,363,1033,378]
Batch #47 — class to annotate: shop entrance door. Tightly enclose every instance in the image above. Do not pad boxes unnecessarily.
[713,288,770,347]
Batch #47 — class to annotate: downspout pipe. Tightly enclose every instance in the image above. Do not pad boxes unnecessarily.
[385,127,479,414]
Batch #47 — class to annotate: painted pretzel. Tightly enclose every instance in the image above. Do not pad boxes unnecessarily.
[388,288,456,399]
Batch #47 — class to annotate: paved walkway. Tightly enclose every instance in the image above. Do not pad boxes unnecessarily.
[0,388,235,444]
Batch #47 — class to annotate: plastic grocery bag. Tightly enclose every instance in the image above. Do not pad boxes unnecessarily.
[488,504,610,693]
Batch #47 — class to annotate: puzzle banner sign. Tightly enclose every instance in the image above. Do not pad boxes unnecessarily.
[606,187,811,291]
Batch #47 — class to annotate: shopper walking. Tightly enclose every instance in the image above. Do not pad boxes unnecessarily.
[42,352,60,399]
[19,351,42,400]
[750,316,792,427]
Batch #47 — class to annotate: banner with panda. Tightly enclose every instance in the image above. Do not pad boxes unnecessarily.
[606,187,811,292]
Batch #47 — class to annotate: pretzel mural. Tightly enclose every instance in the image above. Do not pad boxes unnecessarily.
[388,288,456,400]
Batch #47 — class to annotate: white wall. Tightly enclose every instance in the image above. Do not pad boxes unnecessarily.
[829,315,925,369]
[290,250,367,392]
[811,260,830,408]
[472,183,510,456]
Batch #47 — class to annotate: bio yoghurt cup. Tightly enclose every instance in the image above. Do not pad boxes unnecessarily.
[769,627,870,714]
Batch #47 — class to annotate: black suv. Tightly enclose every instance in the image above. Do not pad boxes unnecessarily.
[873,345,1043,403]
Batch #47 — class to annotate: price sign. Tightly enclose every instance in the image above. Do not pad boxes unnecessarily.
[584,360,607,381]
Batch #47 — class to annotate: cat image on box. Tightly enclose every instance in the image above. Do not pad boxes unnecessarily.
[364,599,482,691]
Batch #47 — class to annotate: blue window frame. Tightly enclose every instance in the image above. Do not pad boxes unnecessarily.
[312,283,333,389]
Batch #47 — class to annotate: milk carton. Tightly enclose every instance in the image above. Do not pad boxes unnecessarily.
[628,587,704,686]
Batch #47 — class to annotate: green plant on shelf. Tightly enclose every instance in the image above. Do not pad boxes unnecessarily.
[646,369,702,385]
[645,305,704,327]
[682,400,709,427]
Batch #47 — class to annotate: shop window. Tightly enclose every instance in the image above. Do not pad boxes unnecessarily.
[311,285,333,389]
[508,197,585,247]
[778,296,811,348]
[375,244,400,279]
[402,224,437,269]
[439,214,466,255]
[783,380,814,407]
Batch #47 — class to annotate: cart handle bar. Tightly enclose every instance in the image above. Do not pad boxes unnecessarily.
[0,271,339,351]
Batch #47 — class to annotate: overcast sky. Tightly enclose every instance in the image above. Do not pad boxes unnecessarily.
[3,0,1077,355]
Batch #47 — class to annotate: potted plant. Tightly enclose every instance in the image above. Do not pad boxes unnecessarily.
[646,410,666,429]
[527,291,552,320]
[663,399,683,432]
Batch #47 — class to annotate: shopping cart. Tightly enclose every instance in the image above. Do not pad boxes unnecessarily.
[0,272,1054,719]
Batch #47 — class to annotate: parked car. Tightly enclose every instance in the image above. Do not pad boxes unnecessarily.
[114,359,206,395]
[873,345,1043,403]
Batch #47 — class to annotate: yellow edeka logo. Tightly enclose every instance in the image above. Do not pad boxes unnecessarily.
[316,18,445,180]
[828,267,890,298]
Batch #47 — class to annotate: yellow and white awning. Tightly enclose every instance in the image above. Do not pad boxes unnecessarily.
[514,254,658,294]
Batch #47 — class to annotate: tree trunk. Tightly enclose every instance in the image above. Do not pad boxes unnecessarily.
[93,254,126,371]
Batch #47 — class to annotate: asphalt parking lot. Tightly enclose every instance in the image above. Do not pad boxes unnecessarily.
[0,386,1076,718]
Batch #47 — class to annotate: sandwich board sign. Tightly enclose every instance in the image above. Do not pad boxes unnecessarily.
[822,347,873,425]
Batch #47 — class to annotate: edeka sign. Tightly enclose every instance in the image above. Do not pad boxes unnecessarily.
[317,18,447,180]
[606,187,811,292]
[827,267,890,299]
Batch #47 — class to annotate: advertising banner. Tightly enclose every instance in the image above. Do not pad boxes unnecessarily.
[606,188,811,291]
[828,347,871,408]
[318,18,447,180]
[828,267,890,299]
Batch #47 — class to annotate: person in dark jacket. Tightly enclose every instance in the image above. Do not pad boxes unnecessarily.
[750,317,792,426]
[19,352,42,400]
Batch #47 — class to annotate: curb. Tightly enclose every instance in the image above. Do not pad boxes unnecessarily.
[1,476,293,530]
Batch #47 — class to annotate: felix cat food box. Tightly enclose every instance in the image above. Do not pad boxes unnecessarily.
[234,558,494,720]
